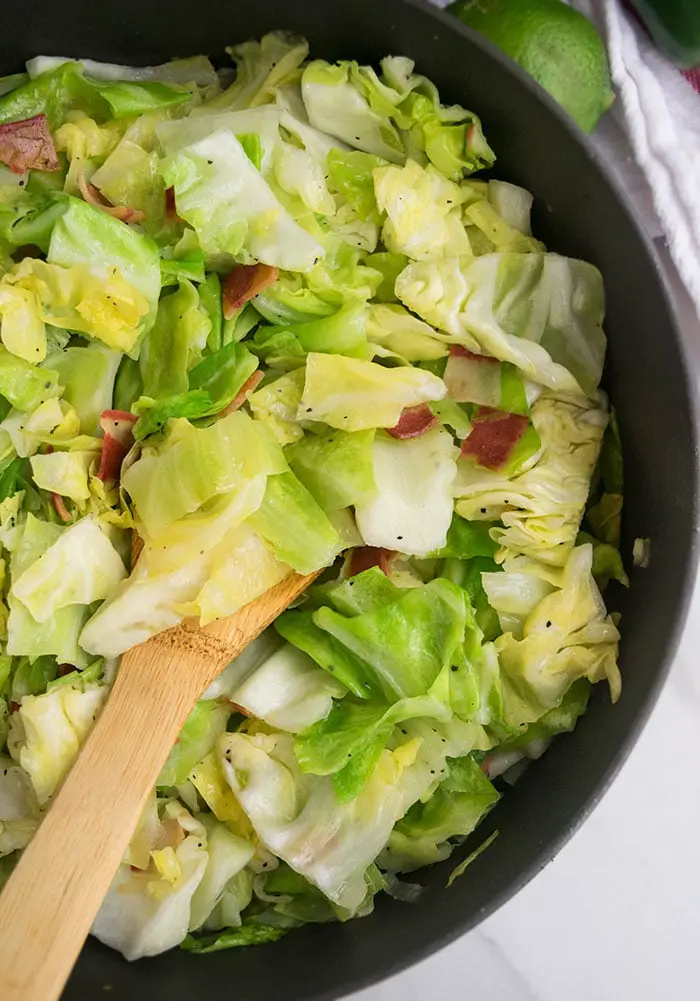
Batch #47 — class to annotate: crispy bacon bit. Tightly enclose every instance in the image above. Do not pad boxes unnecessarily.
[461,408,529,470]
[225,699,251,716]
[98,409,137,483]
[99,409,137,442]
[348,546,396,577]
[97,434,129,483]
[222,263,279,319]
[51,492,72,523]
[165,186,178,221]
[0,114,59,174]
[131,532,144,568]
[57,663,74,677]
[449,345,499,364]
[217,370,264,418]
[77,169,146,224]
[388,403,438,440]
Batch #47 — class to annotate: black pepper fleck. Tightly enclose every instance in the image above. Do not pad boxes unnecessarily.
[546,621,552,628]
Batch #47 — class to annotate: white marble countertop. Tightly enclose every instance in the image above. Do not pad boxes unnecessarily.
[353,119,700,1001]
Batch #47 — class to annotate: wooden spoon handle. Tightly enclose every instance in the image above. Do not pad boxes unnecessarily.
[0,643,206,1001]
[0,570,316,1001]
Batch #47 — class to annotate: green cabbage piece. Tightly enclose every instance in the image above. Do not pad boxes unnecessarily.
[252,303,368,367]
[198,273,223,353]
[92,801,209,960]
[188,341,258,413]
[218,729,427,911]
[26,54,218,87]
[367,304,449,363]
[0,347,61,413]
[227,642,346,733]
[182,921,285,954]
[301,61,404,162]
[194,522,290,626]
[495,544,620,728]
[122,411,286,538]
[48,345,120,434]
[396,254,607,397]
[373,159,470,259]
[80,481,270,657]
[140,281,211,400]
[9,681,106,805]
[202,32,308,113]
[11,514,126,622]
[249,471,342,574]
[275,608,384,700]
[286,428,377,512]
[299,352,446,431]
[247,369,305,445]
[6,515,92,667]
[160,130,323,272]
[312,578,468,700]
[47,197,161,342]
[158,700,230,787]
[0,61,190,128]
[29,450,95,502]
[383,755,499,871]
[188,816,254,932]
[355,428,458,556]
[327,149,387,225]
[295,694,450,802]
[454,393,607,566]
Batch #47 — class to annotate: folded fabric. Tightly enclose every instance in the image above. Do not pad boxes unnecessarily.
[574,1,700,316]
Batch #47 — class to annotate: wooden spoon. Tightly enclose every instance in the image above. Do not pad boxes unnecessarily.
[0,570,318,1001]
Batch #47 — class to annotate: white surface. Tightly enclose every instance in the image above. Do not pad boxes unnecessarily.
[352,6,700,992]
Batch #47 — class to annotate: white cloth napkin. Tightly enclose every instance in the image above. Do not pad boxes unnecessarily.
[572,1,700,317]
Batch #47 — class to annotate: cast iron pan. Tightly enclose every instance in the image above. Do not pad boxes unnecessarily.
[2,1,696,997]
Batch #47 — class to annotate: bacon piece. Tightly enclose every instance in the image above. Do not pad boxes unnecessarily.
[51,492,72,523]
[131,532,144,568]
[99,409,137,442]
[460,408,529,470]
[77,169,146,225]
[445,346,502,407]
[449,345,499,364]
[98,409,137,483]
[164,186,179,221]
[222,263,279,319]
[348,546,396,577]
[0,114,59,174]
[387,403,438,440]
[217,370,264,418]
[225,699,252,717]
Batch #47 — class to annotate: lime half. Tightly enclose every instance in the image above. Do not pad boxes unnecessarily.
[448,0,614,132]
